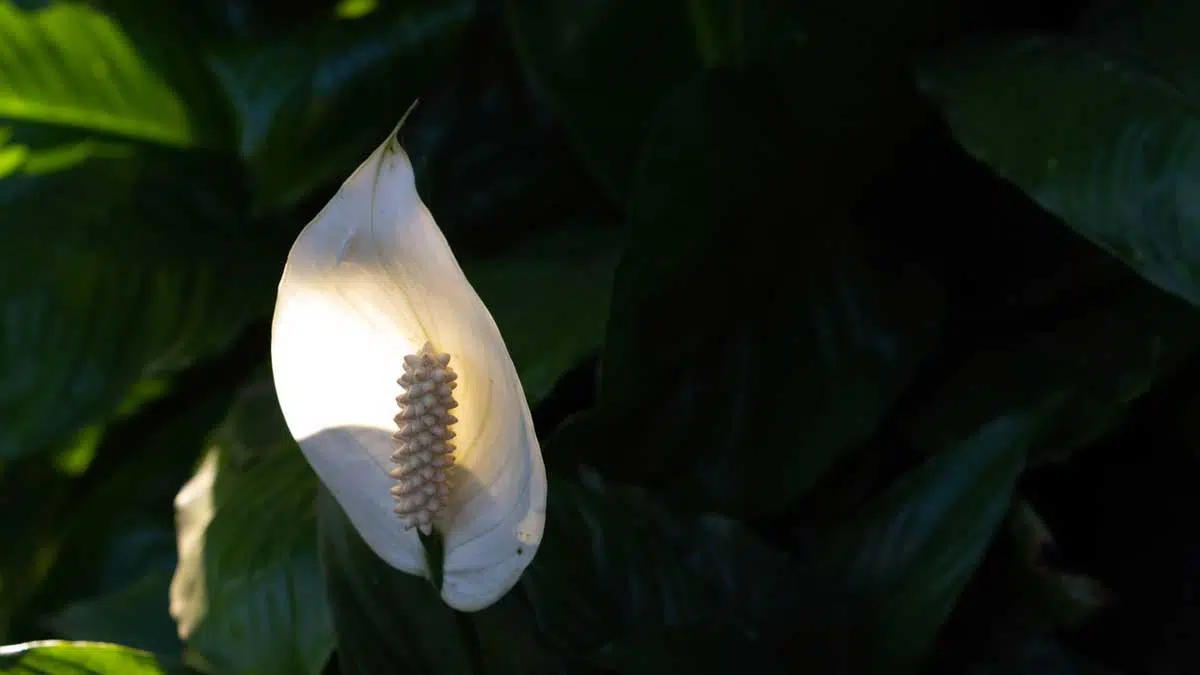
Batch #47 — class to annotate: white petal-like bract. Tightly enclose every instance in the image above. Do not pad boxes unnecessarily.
[271,127,547,611]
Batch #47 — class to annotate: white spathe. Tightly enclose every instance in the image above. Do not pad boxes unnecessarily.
[270,126,547,612]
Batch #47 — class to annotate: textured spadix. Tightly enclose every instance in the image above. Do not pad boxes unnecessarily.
[270,126,547,612]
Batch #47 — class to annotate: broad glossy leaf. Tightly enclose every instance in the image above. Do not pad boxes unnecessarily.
[789,416,1032,674]
[396,13,586,243]
[205,0,472,209]
[319,468,799,673]
[317,487,473,675]
[464,224,620,404]
[1081,0,1200,98]
[505,0,696,200]
[46,573,182,661]
[918,36,1200,307]
[912,281,1200,461]
[521,470,800,657]
[592,70,941,514]
[0,151,274,459]
[0,1,217,147]
[169,376,333,675]
[590,626,788,675]
[0,642,166,674]
[506,0,805,201]
[3,367,238,652]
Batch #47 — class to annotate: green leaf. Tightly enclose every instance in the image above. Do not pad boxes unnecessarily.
[590,70,941,514]
[790,416,1032,674]
[963,638,1123,675]
[205,0,473,210]
[396,15,584,242]
[317,466,798,673]
[917,34,1200,307]
[45,573,182,661]
[506,0,806,201]
[0,1,214,147]
[1,368,237,651]
[521,470,799,657]
[505,0,698,200]
[463,224,620,404]
[0,641,167,674]
[0,151,276,459]
[911,281,1200,462]
[1080,0,1200,99]
[317,485,474,675]
[590,626,789,675]
[169,376,333,675]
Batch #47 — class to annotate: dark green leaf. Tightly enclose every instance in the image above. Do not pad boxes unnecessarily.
[789,416,1032,674]
[591,70,941,514]
[0,642,166,674]
[205,0,473,210]
[0,1,221,147]
[45,573,182,660]
[169,376,333,675]
[1080,0,1200,99]
[397,12,585,243]
[912,281,1200,462]
[463,224,620,405]
[590,626,788,675]
[917,34,1200,307]
[506,0,805,201]
[318,464,798,673]
[963,638,1123,675]
[317,485,474,675]
[522,470,800,658]
[505,0,698,200]
[0,151,275,459]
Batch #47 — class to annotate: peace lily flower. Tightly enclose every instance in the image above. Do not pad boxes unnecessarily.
[270,122,547,612]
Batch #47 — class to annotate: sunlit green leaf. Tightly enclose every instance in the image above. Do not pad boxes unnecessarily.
[0,1,217,147]
[0,641,166,674]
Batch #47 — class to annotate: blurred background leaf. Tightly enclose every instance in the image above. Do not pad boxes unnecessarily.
[0,150,275,460]
[168,376,332,675]
[917,18,1200,308]
[0,641,169,675]
[205,0,473,210]
[0,1,223,148]
[786,416,1032,673]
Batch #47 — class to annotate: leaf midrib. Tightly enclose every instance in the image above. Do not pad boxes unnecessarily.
[0,95,191,147]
